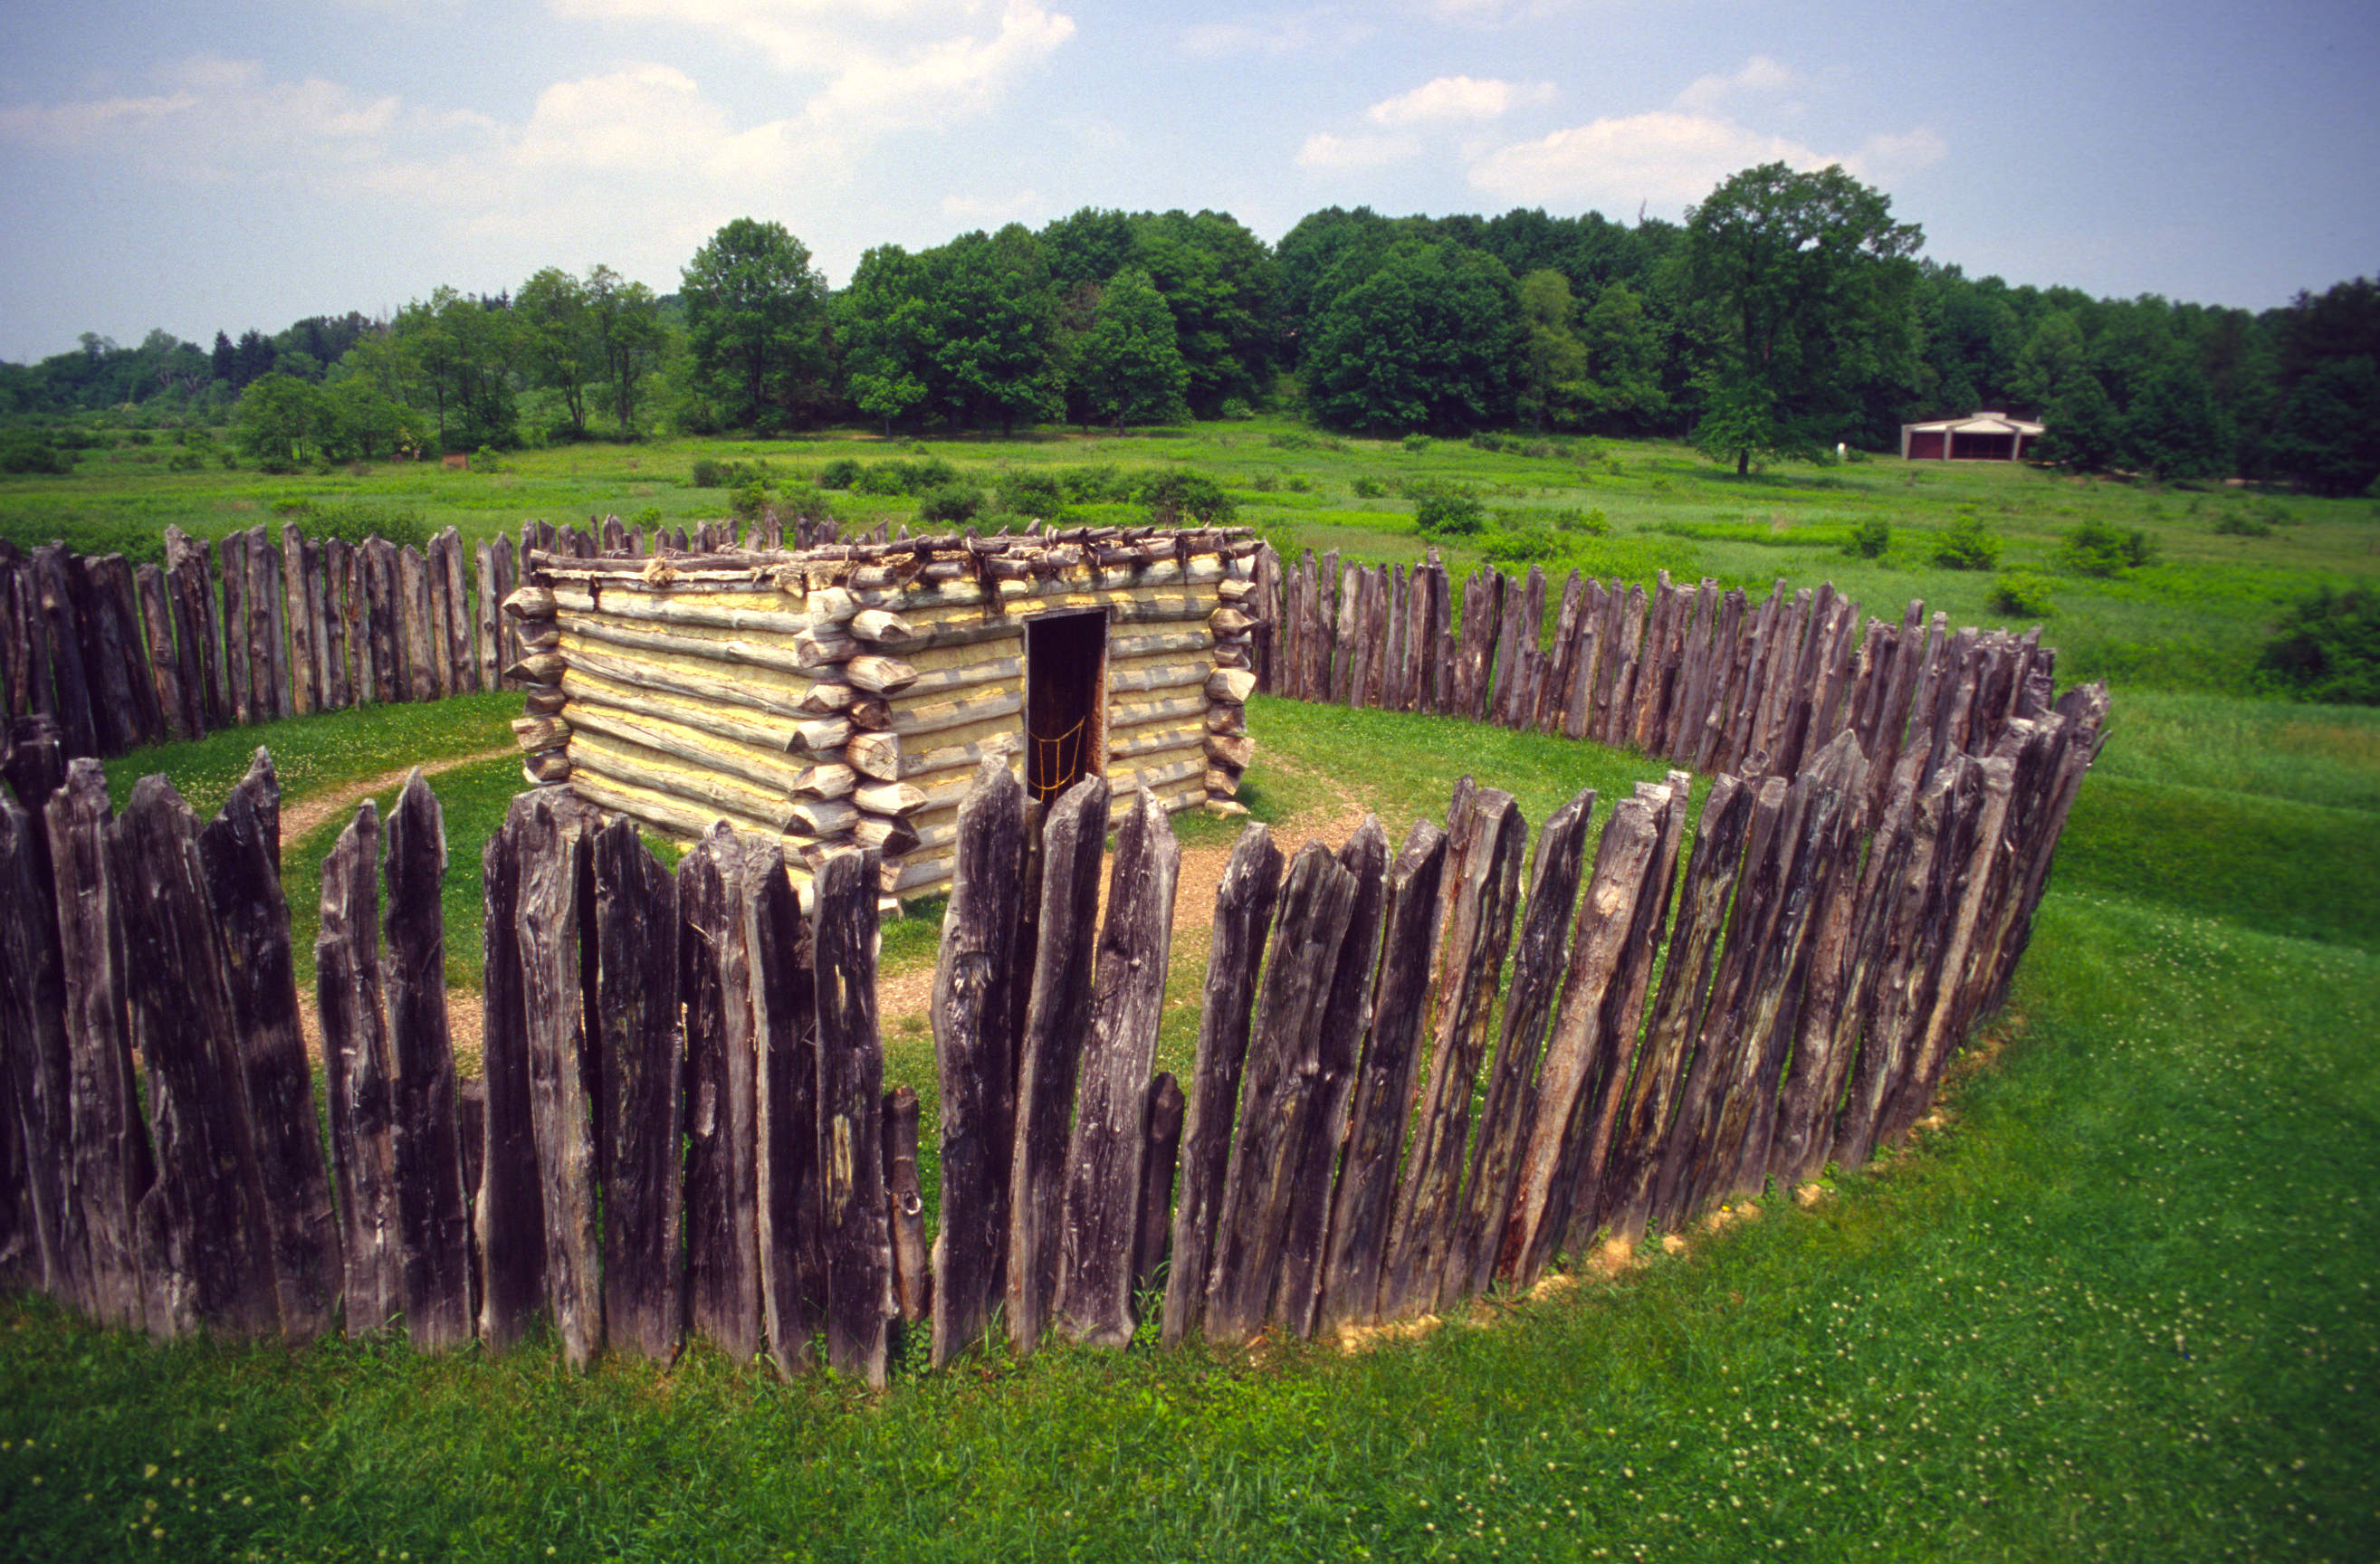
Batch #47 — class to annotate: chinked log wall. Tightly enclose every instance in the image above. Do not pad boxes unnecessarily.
[0,513,787,768]
[0,624,2104,1376]
[518,525,1263,904]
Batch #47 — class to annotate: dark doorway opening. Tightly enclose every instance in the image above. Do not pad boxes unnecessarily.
[1025,611,1108,802]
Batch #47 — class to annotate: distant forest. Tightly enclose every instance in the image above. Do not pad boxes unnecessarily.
[4,163,2375,493]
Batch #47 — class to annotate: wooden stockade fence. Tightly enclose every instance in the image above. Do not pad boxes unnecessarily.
[0,511,836,768]
[0,609,2105,1377]
[1247,546,2056,791]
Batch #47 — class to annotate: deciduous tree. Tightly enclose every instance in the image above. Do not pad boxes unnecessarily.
[682,217,831,433]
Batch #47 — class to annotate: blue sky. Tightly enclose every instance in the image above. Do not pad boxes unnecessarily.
[1,0,2373,363]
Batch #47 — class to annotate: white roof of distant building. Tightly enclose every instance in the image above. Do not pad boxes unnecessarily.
[1901,411,2045,436]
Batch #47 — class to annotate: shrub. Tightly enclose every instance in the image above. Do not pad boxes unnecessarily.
[1219,397,1255,421]
[1988,572,2058,619]
[305,501,434,551]
[1407,478,1485,537]
[633,506,663,528]
[690,457,728,489]
[2257,585,2380,704]
[2213,511,2270,538]
[916,482,986,525]
[730,481,770,520]
[1551,506,1610,536]
[1400,434,1429,453]
[2060,520,2158,576]
[1250,473,1277,492]
[1469,433,1510,454]
[471,444,502,473]
[1061,464,1133,503]
[994,468,1066,519]
[1138,469,1233,525]
[1845,517,1891,559]
[816,457,863,491]
[1930,514,2002,570]
[1352,476,1388,500]
[0,432,73,474]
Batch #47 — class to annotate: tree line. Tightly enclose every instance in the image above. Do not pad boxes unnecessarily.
[3,167,2375,493]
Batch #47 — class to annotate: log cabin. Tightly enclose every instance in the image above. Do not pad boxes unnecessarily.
[502,524,1264,904]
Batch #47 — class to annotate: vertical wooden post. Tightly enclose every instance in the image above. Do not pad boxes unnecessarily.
[476,798,544,1349]
[197,751,342,1341]
[441,528,479,694]
[281,523,316,716]
[0,781,72,1302]
[750,833,822,1378]
[1380,789,1527,1318]
[1201,840,1361,1343]
[1134,1073,1185,1304]
[1273,816,1389,1337]
[1007,774,1108,1354]
[885,1087,931,1324]
[132,564,187,742]
[1448,786,1595,1302]
[109,776,282,1340]
[318,801,401,1336]
[593,815,683,1362]
[929,758,1028,1366]
[814,845,892,1388]
[678,825,764,1361]
[1160,822,1283,1345]
[1056,788,1181,1348]
[385,771,473,1351]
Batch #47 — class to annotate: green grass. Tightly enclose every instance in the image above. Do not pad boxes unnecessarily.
[5,424,2378,1559]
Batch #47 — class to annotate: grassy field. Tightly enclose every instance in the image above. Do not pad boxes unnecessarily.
[2,425,2376,1559]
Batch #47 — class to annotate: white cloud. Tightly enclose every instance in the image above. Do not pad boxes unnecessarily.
[551,0,1072,100]
[1295,129,1422,170]
[1180,8,1371,57]
[0,54,403,179]
[941,187,1044,224]
[1468,110,1839,209]
[1421,0,1573,23]
[1859,126,1949,176]
[1672,54,1797,116]
[1367,75,1553,127]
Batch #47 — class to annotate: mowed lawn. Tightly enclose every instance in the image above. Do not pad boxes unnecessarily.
[2,429,2376,1560]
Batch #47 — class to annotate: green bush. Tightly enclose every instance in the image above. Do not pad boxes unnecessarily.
[1407,478,1485,538]
[0,432,74,474]
[1352,476,1388,500]
[730,481,769,520]
[816,457,863,491]
[1061,464,1133,503]
[690,457,727,489]
[2060,519,2159,576]
[916,482,986,525]
[1988,572,2058,619]
[1551,506,1610,536]
[1250,473,1277,492]
[1401,434,1430,453]
[1138,469,1234,525]
[2213,511,2270,538]
[304,500,434,551]
[993,468,1066,518]
[1845,516,1891,558]
[1930,513,2002,570]
[2256,584,2380,704]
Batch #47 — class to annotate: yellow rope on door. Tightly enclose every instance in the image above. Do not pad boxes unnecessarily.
[1028,714,1088,801]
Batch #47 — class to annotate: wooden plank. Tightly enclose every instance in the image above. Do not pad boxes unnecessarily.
[1313,820,1448,1332]
[1200,841,1361,1343]
[47,760,149,1326]
[242,527,283,721]
[1448,785,1595,1302]
[1378,788,1528,1319]
[196,752,340,1341]
[363,538,402,704]
[320,539,355,710]
[384,772,473,1351]
[593,816,683,1362]
[814,845,892,1387]
[1160,822,1284,1345]
[1006,775,1109,1353]
[1273,816,1389,1337]
[885,1087,930,1324]
[678,826,764,1361]
[1056,788,1181,1348]
[1597,777,1754,1245]
[1501,789,1667,1283]
[317,801,399,1336]
[280,524,316,716]
[475,797,543,1349]
[513,791,603,1366]
[750,833,825,1378]
[0,776,73,1303]
[443,529,479,694]
[132,564,187,743]
[108,776,276,1339]
[1135,1073,1184,1302]
[82,556,154,752]
[397,546,440,703]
